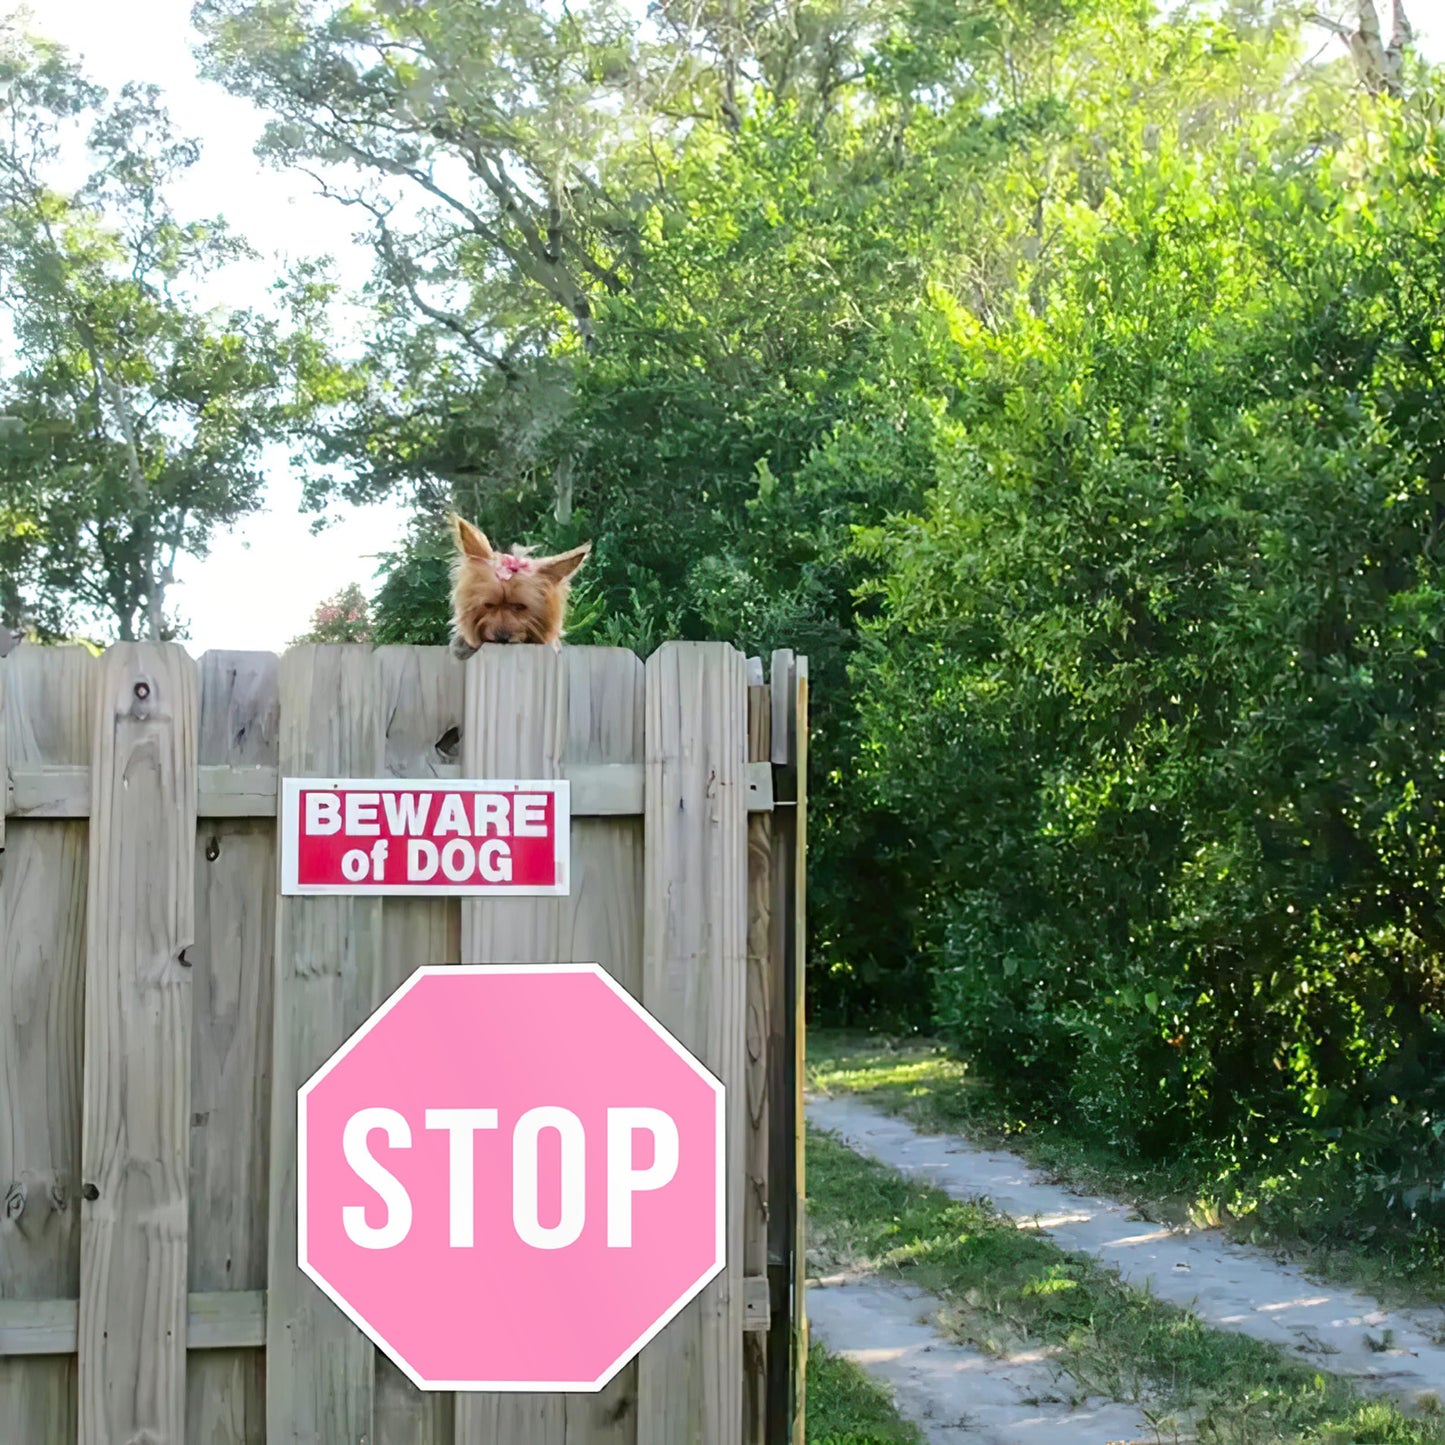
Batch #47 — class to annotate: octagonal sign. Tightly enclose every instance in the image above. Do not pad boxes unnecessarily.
[298,964,724,1391]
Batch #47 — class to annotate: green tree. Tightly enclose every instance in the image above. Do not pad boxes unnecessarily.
[0,36,332,640]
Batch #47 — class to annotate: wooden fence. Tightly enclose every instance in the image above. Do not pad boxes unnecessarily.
[0,639,808,1445]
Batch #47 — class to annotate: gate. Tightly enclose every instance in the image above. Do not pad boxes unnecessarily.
[0,640,807,1444]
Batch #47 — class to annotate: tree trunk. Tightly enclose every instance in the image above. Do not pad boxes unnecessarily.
[1312,1,1413,97]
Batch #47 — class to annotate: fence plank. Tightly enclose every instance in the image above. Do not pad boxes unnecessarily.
[0,1290,266,1355]
[637,641,748,1445]
[0,646,96,1442]
[77,643,198,1445]
[267,645,381,1445]
[787,655,809,1445]
[6,758,776,818]
[189,651,280,1445]
[373,645,462,1445]
[456,644,644,1445]
[745,685,772,1445]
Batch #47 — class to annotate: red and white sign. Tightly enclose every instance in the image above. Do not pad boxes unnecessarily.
[280,779,569,896]
[297,963,725,1391]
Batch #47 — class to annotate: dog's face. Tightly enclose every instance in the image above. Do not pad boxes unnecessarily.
[448,514,590,651]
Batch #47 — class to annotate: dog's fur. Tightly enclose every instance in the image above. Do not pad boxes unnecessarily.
[447,514,590,657]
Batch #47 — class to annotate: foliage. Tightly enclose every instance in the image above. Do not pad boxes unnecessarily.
[855,81,1445,1229]
[292,581,372,644]
[805,1341,924,1445]
[0,35,331,640]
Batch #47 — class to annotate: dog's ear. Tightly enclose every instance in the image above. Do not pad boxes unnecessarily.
[449,513,493,561]
[534,541,591,582]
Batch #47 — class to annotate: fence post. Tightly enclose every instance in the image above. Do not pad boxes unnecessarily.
[789,655,808,1445]
[637,641,748,1445]
[764,649,809,1445]
[77,643,198,1445]
[745,668,773,1442]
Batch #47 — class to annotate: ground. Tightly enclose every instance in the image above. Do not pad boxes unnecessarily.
[802,1033,1445,1444]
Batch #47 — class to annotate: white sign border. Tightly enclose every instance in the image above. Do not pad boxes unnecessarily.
[280,777,571,897]
[296,961,727,1393]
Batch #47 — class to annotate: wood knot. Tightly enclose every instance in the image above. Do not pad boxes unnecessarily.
[205,836,220,862]
[49,1181,67,1213]
[81,1182,99,1202]
[4,1181,25,1220]
[128,675,156,719]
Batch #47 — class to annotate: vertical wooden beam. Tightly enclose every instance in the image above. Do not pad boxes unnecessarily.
[0,646,96,1440]
[636,642,748,1445]
[789,656,809,1445]
[455,643,644,1445]
[373,644,462,1445]
[744,684,772,1444]
[0,657,6,856]
[78,643,198,1445]
[266,645,380,1444]
[189,651,279,1445]
[764,649,796,1443]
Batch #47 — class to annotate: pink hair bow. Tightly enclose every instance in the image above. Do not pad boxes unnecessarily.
[494,553,532,578]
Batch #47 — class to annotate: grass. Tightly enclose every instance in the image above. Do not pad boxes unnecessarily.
[804,1340,924,1444]
[807,1124,1445,1444]
[807,1029,1445,1313]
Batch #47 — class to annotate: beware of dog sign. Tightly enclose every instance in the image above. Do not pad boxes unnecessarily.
[280,779,569,896]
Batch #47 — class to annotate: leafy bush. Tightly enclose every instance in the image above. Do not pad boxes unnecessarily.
[855,91,1445,1229]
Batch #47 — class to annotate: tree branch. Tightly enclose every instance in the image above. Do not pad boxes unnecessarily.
[1308,2,1413,96]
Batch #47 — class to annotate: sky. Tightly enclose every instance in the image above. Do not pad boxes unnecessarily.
[10,0,1445,653]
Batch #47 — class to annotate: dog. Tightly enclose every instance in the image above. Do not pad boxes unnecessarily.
[447,514,591,658]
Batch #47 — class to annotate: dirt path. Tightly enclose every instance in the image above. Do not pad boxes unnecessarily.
[808,1092,1445,1415]
[807,1272,1156,1444]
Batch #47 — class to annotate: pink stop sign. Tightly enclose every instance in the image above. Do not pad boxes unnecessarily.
[298,964,725,1391]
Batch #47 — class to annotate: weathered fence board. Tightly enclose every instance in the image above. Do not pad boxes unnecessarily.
[456,644,644,1445]
[189,651,279,1444]
[4,759,774,819]
[637,642,748,1445]
[78,643,198,1445]
[267,646,382,1443]
[0,640,806,1445]
[373,644,464,1445]
[0,646,95,1441]
[745,682,772,1444]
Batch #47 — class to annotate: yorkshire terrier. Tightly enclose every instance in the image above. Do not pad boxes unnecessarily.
[447,514,591,658]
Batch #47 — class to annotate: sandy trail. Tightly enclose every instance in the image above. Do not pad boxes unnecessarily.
[808,1092,1445,1422]
[807,1272,1156,1444]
